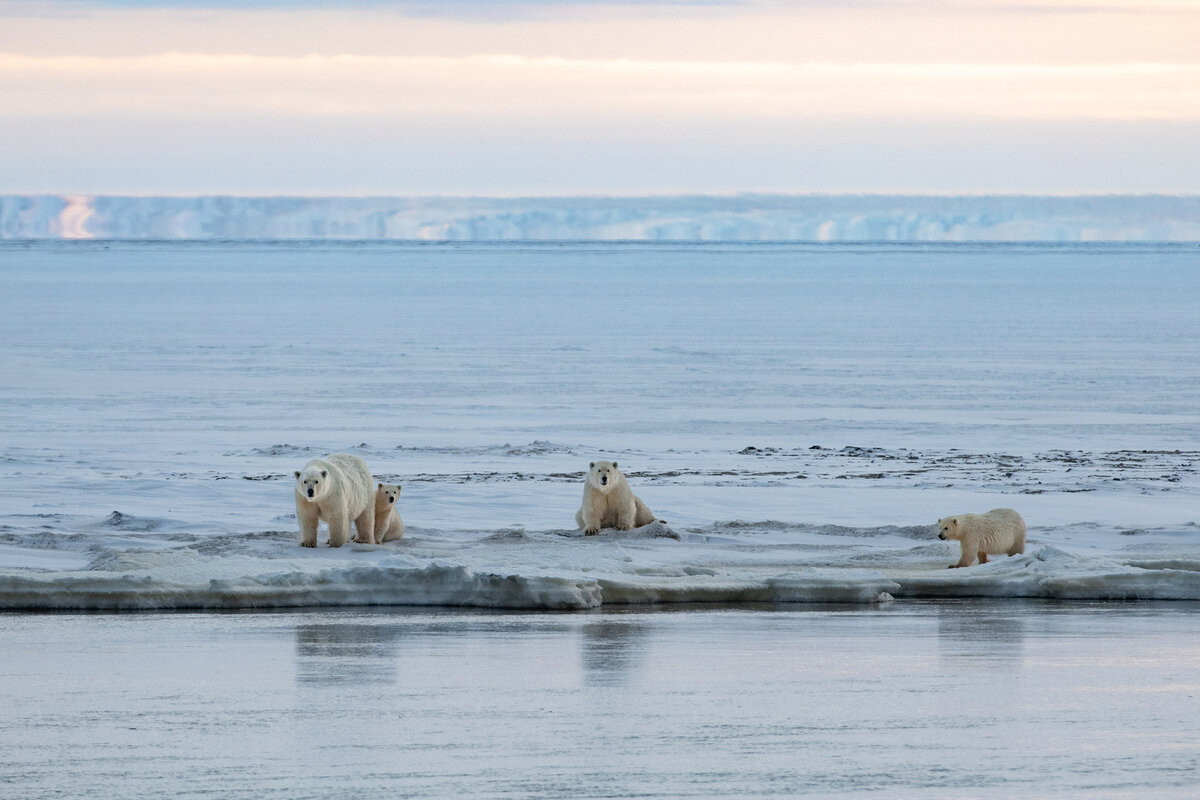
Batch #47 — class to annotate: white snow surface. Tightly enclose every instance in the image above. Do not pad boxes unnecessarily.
[3,194,1200,241]
[1,240,1197,609]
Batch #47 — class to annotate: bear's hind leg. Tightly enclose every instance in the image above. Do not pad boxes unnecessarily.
[353,509,376,545]
[633,496,658,527]
[615,498,636,531]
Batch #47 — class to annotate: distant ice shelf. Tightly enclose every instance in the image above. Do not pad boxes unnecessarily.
[2,194,1199,242]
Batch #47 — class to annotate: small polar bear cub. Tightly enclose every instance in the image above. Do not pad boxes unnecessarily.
[938,508,1027,568]
[373,483,405,542]
[575,460,659,535]
[294,453,376,547]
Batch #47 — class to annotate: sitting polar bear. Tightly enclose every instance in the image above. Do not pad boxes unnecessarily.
[938,508,1026,568]
[294,453,375,547]
[373,483,406,542]
[575,460,659,535]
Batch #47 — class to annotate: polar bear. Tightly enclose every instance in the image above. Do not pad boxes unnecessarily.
[937,508,1026,568]
[294,453,375,547]
[575,460,659,535]
[373,483,405,542]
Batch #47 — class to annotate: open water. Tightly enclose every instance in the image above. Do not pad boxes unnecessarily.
[2,603,1199,799]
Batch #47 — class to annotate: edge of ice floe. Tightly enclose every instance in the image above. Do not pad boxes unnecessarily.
[890,546,1200,601]
[2,527,1200,610]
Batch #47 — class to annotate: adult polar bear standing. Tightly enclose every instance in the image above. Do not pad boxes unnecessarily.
[575,460,658,534]
[937,507,1026,568]
[294,453,375,547]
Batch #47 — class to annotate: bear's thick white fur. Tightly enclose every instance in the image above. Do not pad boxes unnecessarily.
[373,483,405,542]
[575,460,658,535]
[294,453,376,547]
[938,508,1026,568]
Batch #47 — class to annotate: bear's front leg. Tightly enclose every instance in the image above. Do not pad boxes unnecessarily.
[950,537,978,568]
[296,494,320,548]
[353,509,376,545]
[578,501,603,535]
[327,513,350,548]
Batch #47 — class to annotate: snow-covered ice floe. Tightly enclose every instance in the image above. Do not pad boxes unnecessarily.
[2,518,1198,610]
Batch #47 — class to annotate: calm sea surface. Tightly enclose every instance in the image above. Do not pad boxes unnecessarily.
[3,241,1198,457]
[2,603,1199,799]
[2,242,1199,797]
[2,241,1197,532]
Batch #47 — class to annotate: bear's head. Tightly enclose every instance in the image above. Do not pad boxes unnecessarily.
[587,460,621,492]
[937,517,961,541]
[376,483,402,509]
[294,465,328,501]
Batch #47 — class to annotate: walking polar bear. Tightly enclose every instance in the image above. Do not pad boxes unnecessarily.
[575,460,659,534]
[938,508,1026,568]
[294,453,376,547]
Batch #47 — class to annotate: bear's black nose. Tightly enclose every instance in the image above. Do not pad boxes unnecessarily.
[938,533,945,540]
[389,497,394,504]
[601,476,607,485]
[307,488,314,497]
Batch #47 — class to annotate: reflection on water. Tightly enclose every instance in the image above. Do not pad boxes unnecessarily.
[6,604,1200,800]
[291,611,583,687]
[292,611,658,688]
[936,602,1028,667]
[294,622,405,685]
[579,617,648,686]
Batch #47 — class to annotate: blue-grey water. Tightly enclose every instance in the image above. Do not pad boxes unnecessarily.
[2,241,1199,796]
[2,241,1197,534]
[2,603,1199,799]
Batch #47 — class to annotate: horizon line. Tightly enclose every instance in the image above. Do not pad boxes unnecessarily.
[8,191,1200,200]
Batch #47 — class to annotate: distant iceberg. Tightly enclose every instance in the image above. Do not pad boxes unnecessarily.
[2,194,1199,242]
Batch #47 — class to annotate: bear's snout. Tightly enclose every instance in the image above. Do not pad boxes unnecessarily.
[307,488,315,498]
[938,532,946,540]
[388,496,395,504]
[600,475,608,486]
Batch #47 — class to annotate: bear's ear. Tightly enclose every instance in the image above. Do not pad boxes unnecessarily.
[951,518,957,524]
[590,462,595,468]
[397,486,402,493]
[612,461,618,468]
[378,482,383,489]
[320,470,327,478]
[294,471,300,478]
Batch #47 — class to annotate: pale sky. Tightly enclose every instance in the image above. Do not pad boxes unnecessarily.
[2,0,1199,195]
